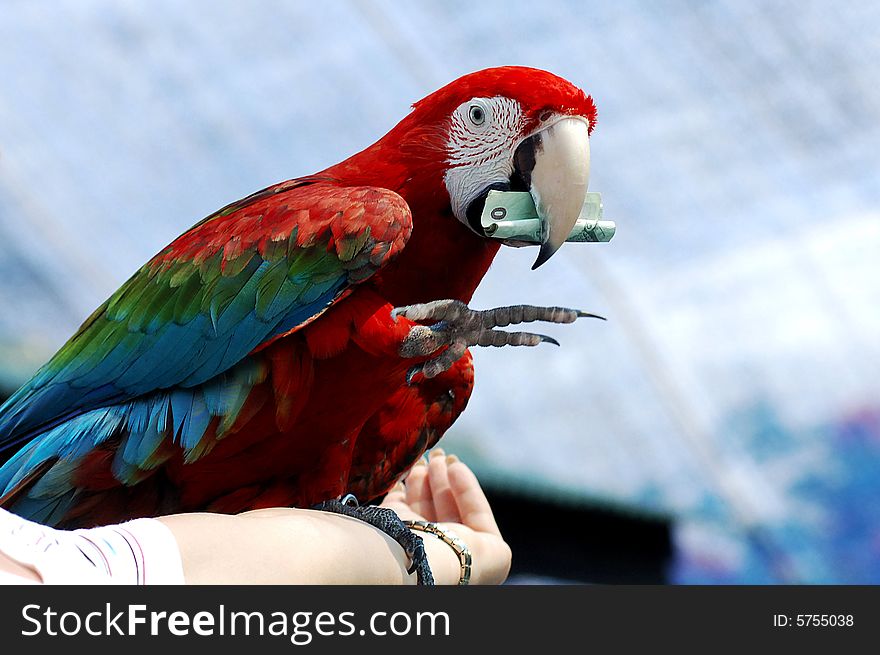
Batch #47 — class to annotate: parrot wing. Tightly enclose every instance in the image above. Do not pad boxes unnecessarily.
[0,179,413,462]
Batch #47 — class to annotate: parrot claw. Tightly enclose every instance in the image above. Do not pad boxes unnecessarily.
[576,310,606,320]
[313,496,434,585]
[405,365,424,386]
[394,299,601,381]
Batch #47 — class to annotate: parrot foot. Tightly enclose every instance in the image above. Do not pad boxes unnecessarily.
[313,494,434,585]
[393,299,604,383]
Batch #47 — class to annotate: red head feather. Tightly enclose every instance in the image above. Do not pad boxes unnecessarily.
[410,66,597,134]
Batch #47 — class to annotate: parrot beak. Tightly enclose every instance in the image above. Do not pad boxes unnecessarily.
[513,117,591,269]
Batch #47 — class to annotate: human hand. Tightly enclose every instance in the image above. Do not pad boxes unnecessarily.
[380,450,511,585]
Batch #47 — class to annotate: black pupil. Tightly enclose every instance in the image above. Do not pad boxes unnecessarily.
[471,107,483,123]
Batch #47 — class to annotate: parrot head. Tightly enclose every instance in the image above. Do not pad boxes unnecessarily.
[407,66,596,269]
[328,66,596,269]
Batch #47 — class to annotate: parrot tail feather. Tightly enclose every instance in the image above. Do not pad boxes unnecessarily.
[0,457,56,509]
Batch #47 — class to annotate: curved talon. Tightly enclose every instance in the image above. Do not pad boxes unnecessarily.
[475,329,560,348]
[405,365,423,386]
[576,310,606,320]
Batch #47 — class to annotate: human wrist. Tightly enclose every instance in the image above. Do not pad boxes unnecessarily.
[438,524,510,585]
[405,521,472,585]
[411,524,468,585]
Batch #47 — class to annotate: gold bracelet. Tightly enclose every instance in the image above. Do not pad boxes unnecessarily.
[404,520,472,585]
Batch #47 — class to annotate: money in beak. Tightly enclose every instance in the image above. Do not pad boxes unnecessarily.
[513,117,591,269]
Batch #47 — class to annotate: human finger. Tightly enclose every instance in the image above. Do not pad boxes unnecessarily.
[447,457,500,535]
[404,457,436,521]
[427,449,460,522]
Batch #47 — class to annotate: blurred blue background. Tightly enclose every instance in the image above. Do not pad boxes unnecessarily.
[1,0,878,583]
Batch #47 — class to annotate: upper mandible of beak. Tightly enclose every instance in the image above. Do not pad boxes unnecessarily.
[516,117,591,269]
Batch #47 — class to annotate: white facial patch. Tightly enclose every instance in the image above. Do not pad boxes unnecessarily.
[443,97,528,229]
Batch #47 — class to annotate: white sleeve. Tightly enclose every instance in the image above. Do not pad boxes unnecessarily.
[0,508,185,585]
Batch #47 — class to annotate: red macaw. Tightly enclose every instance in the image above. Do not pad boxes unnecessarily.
[0,66,598,535]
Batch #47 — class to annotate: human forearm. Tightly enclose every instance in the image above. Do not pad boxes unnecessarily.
[159,508,461,585]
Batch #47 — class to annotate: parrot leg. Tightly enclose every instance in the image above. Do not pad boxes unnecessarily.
[393,299,603,383]
[313,494,434,585]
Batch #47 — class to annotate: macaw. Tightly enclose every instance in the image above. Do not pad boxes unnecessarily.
[0,66,599,534]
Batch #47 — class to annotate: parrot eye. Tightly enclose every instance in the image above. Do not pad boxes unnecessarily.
[468,105,486,126]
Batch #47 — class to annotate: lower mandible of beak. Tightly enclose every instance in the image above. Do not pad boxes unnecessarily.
[518,117,591,269]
